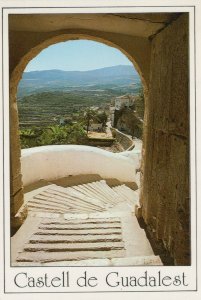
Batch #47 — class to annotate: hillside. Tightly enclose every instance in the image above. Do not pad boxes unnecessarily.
[17,65,140,97]
[17,88,140,128]
[18,90,109,127]
[17,65,142,129]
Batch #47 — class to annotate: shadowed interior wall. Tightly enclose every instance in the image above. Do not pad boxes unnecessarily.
[141,14,190,265]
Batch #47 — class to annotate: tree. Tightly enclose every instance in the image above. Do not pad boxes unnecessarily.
[96,111,108,128]
[66,123,87,144]
[83,109,98,133]
[19,123,88,149]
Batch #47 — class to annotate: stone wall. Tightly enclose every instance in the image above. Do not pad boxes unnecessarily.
[114,108,143,139]
[111,128,134,150]
[87,137,115,147]
[10,78,24,228]
[141,14,190,265]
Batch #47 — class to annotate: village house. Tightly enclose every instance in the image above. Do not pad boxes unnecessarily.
[115,95,135,110]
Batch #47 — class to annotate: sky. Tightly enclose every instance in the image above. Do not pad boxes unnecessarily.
[25,40,133,72]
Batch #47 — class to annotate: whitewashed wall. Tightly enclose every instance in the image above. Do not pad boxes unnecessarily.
[21,145,140,186]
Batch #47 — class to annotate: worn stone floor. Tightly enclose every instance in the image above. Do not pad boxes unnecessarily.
[11,179,162,266]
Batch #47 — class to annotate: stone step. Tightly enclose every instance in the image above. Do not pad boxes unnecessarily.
[99,180,122,202]
[86,181,118,204]
[66,187,111,208]
[28,198,71,211]
[13,259,110,266]
[95,180,120,199]
[38,223,122,230]
[24,241,125,252]
[32,193,94,212]
[112,186,128,202]
[29,234,122,244]
[81,182,113,205]
[33,193,71,207]
[47,186,106,211]
[34,228,122,235]
[49,186,107,211]
[16,249,125,263]
[70,185,110,205]
[28,202,91,214]
[23,255,162,266]
[28,204,67,214]
[28,207,84,215]
[24,180,139,216]
[49,255,163,266]
[117,185,138,203]
[82,180,121,205]
[112,185,138,205]
[12,178,163,267]
[13,255,163,266]
[41,217,121,225]
[42,188,105,211]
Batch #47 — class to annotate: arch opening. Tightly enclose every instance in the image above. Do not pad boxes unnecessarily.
[17,39,144,149]
[10,36,146,234]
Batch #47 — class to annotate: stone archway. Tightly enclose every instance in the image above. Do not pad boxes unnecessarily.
[9,32,149,228]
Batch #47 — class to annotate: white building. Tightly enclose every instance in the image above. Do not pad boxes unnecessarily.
[115,95,134,110]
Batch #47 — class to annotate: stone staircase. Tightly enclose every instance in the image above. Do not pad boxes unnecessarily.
[11,180,162,266]
[25,180,138,214]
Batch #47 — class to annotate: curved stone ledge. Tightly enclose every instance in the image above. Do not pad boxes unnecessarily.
[21,145,139,187]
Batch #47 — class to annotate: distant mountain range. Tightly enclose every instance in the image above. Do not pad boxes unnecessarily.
[17,65,141,98]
